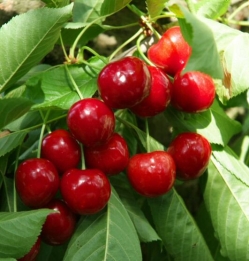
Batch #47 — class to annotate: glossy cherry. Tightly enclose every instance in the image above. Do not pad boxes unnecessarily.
[41,129,81,174]
[167,132,212,180]
[18,237,41,261]
[127,151,176,197]
[67,98,115,147]
[84,133,129,176]
[130,66,172,117]
[15,158,60,208]
[41,199,77,245]
[60,169,111,215]
[97,56,151,109]
[171,70,216,113]
[148,26,191,76]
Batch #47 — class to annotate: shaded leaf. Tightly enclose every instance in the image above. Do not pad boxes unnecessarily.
[63,188,142,261]
[0,209,53,259]
[148,188,214,261]
[111,173,161,242]
[0,4,73,93]
[146,0,168,19]
[164,100,241,146]
[100,0,132,16]
[0,98,33,130]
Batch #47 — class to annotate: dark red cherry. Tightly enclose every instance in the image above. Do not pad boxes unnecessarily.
[167,132,212,180]
[67,98,115,147]
[130,66,172,117]
[15,158,60,208]
[41,199,77,245]
[60,169,111,215]
[84,133,129,176]
[18,237,41,261]
[127,151,176,197]
[171,70,216,113]
[41,129,81,174]
[148,26,191,76]
[97,56,151,109]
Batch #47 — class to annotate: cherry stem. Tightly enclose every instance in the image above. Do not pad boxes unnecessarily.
[140,15,161,41]
[145,118,151,153]
[37,110,50,159]
[108,28,144,61]
[60,34,70,63]
[78,46,107,65]
[228,1,249,20]
[65,64,84,99]
[13,145,22,212]
[80,143,86,170]
[136,34,156,66]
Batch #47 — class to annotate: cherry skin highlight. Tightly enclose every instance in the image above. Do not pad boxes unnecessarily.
[148,26,191,76]
[130,66,172,117]
[41,199,77,246]
[60,169,111,215]
[84,133,129,176]
[167,132,212,180]
[127,151,176,197]
[15,158,60,208]
[97,56,151,109]
[67,98,115,147]
[171,70,216,113]
[41,129,81,174]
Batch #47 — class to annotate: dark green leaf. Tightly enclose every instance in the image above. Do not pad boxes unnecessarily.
[42,0,70,7]
[0,209,53,259]
[148,188,214,261]
[111,174,161,242]
[164,100,241,146]
[100,0,132,16]
[0,4,73,93]
[63,188,142,261]
[0,98,33,130]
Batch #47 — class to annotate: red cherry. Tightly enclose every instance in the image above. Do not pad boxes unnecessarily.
[97,56,151,109]
[41,199,77,245]
[60,169,111,215]
[167,132,212,180]
[148,26,191,76]
[130,66,172,117]
[127,151,176,197]
[41,129,81,174]
[18,237,41,261]
[171,70,216,113]
[15,158,60,208]
[67,98,115,147]
[84,133,129,176]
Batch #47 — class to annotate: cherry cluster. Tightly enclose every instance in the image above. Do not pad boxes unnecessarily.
[16,26,213,260]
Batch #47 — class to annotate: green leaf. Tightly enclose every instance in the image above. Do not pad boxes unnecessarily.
[100,0,132,16]
[42,0,70,8]
[0,177,14,212]
[25,58,105,110]
[63,188,142,261]
[0,155,8,190]
[203,148,249,261]
[73,0,104,23]
[194,0,230,19]
[0,131,29,157]
[0,209,53,259]
[146,0,168,19]
[174,5,223,79]
[164,100,242,146]
[0,98,33,131]
[148,188,214,261]
[111,174,161,243]
[199,18,249,101]
[0,4,73,93]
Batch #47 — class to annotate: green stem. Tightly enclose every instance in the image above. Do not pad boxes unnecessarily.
[228,1,249,20]
[60,34,70,63]
[127,4,146,16]
[102,22,139,30]
[136,34,156,66]
[65,64,84,99]
[80,143,86,170]
[145,118,151,153]
[80,46,107,64]
[221,18,249,26]
[151,12,176,21]
[69,15,108,60]
[141,15,161,40]
[108,28,143,61]
[37,110,50,158]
